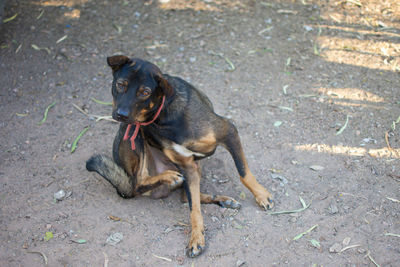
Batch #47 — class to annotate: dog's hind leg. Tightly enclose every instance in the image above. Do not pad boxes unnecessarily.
[181,192,241,209]
[220,120,274,210]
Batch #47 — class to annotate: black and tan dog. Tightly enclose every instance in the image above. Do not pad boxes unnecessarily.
[86,56,273,257]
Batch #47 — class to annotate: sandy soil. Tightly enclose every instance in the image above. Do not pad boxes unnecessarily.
[0,0,399,266]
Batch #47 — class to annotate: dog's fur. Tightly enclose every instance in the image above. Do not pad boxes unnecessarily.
[86,56,273,257]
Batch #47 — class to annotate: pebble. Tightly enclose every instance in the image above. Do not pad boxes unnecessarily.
[342,237,351,246]
[211,216,219,222]
[303,25,313,32]
[54,190,66,200]
[309,165,325,171]
[236,260,246,266]
[329,243,342,253]
[270,173,288,186]
[329,203,339,214]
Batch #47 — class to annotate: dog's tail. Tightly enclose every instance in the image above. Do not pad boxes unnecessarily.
[86,154,135,198]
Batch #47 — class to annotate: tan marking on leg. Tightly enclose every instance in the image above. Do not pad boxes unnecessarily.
[240,170,273,210]
[185,131,217,154]
[140,170,182,186]
[186,163,205,257]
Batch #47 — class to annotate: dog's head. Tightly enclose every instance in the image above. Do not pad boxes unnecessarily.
[107,55,174,124]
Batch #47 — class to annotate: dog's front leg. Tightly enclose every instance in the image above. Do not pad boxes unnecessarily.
[164,148,205,257]
[181,160,205,257]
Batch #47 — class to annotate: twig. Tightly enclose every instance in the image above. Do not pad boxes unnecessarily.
[336,115,349,135]
[210,51,236,72]
[175,221,189,227]
[385,131,392,150]
[387,173,400,182]
[72,103,117,122]
[72,103,89,115]
[38,101,56,125]
[268,196,310,215]
[37,10,45,20]
[27,251,48,265]
[385,233,400,237]
[339,192,367,200]
[91,97,112,106]
[386,197,400,203]
[3,13,18,23]
[293,224,318,240]
[103,252,109,267]
[56,35,68,44]
[366,251,381,267]
[71,126,90,153]
[340,244,361,253]
[152,254,172,262]
[345,0,362,7]
[15,44,22,54]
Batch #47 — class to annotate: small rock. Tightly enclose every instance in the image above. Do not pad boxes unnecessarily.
[342,237,351,246]
[106,232,123,246]
[211,216,219,222]
[310,165,324,171]
[329,243,342,253]
[329,203,339,214]
[303,25,313,31]
[270,173,288,186]
[54,190,66,201]
[274,120,282,127]
[236,260,246,266]
[46,224,52,229]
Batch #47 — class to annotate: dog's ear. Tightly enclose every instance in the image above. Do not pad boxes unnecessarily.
[107,55,131,72]
[155,74,174,98]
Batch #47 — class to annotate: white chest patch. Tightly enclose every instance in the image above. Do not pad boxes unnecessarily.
[172,143,205,158]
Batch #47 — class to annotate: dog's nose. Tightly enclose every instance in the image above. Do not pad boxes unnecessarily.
[115,108,130,121]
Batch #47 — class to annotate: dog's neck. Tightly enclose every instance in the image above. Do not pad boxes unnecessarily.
[123,95,166,150]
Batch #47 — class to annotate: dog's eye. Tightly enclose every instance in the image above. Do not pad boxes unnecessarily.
[116,81,126,93]
[141,87,152,97]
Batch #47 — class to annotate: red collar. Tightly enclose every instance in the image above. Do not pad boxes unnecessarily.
[123,95,166,150]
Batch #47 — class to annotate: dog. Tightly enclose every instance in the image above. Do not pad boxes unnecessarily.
[86,56,273,257]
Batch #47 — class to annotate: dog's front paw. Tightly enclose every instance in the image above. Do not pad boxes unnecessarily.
[187,230,205,258]
[163,170,184,187]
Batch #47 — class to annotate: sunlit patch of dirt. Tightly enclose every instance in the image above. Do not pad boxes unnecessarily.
[317,87,385,103]
[38,0,90,7]
[317,35,400,71]
[317,0,400,29]
[158,0,248,12]
[293,143,400,158]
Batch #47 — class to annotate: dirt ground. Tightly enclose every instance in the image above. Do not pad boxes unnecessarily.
[1,0,399,266]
